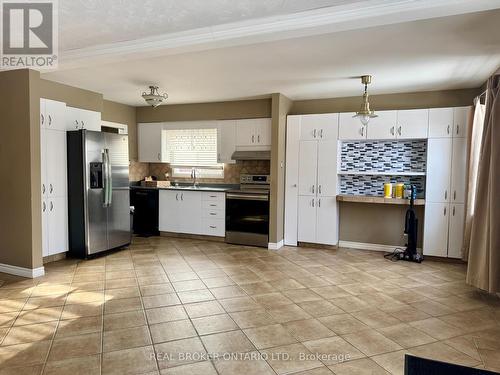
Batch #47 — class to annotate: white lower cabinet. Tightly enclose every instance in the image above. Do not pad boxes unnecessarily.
[448,203,465,259]
[316,196,338,245]
[159,190,225,237]
[423,202,450,257]
[47,197,69,256]
[297,196,317,243]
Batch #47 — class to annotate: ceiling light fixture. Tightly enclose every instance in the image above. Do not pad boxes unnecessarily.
[353,75,377,125]
[142,85,168,107]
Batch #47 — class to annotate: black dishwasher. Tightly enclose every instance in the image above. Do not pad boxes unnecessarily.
[130,188,159,236]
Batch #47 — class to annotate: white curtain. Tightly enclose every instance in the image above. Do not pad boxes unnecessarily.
[462,98,485,260]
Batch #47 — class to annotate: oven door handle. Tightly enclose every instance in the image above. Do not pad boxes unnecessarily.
[226,193,269,201]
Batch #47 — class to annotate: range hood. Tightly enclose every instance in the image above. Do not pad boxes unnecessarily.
[231,150,271,161]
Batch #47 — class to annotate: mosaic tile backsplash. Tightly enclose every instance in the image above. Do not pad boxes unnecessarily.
[339,175,426,197]
[340,140,427,173]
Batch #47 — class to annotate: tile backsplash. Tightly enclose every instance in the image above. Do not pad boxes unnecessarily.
[340,140,427,173]
[339,174,426,197]
[146,160,270,184]
[129,161,150,182]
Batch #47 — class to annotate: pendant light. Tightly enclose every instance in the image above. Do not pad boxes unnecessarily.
[353,75,377,125]
[142,86,168,107]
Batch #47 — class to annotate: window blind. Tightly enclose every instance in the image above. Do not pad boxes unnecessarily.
[165,128,218,166]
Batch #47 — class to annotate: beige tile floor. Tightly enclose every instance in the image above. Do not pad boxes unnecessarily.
[0,236,499,375]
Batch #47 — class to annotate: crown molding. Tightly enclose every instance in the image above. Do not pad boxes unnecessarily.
[58,0,500,70]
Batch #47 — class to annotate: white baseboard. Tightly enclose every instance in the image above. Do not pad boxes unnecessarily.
[268,240,284,250]
[0,263,45,278]
[338,241,406,253]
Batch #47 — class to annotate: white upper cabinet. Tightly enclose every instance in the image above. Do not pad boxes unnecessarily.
[298,140,318,196]
[66,106,101,131]
[339,113,366,140]
[300,114,339,141]
[453,106,471,138]
[41,98,67,131]
[366,110,398,139]
[429,108,453,138]
[45,130,67,198]
[426,138,452,203]
[217,120,236,164]
[396,109,429,139]
[317,140,338,197]
[138,123,167,163]
[235,118,271,149]
[450,137,467,204]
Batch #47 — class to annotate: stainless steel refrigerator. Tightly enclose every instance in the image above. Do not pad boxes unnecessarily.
[67,130,131,258]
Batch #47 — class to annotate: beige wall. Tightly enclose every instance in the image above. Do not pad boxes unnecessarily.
[291,88,479,114]
[136,98,271,123]
[270,93,292,244]
[290,87,480,246]
[102,100,138,161]
[38,78,103,112]
[0,70,43,269]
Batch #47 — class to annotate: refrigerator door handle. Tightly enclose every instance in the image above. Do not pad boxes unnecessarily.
[107,149,113,206]
[102,149,112,207]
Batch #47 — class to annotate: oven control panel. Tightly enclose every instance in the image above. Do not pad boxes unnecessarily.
[240,174,270,185]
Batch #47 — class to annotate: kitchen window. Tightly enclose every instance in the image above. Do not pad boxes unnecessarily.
[165,128,224,178]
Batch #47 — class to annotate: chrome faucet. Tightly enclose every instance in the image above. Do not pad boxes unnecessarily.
[191,168,198,187]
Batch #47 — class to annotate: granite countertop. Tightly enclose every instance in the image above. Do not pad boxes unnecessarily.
[130,183,239,193]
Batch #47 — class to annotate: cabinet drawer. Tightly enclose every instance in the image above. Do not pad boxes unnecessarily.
[203,209,225,219]
[202,200,224,210]
[202,192,225,202]
[202,218,225,237]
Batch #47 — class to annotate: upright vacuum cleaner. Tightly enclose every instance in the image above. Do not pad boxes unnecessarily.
[385,184,424,263]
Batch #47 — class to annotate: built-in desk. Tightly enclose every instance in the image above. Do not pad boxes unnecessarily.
[336,194,425,206]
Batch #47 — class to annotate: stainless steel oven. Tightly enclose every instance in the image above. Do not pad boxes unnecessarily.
[225,174,270,247]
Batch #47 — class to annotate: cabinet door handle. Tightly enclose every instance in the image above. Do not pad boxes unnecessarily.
[444,206,447,216]
[398,126,402,136]
[390,126,395,136]
[181,193,183,201]
[318,198,321,208]
[50,201,54,211]
[313,129,317,138]
[320,129,323,138]
[209,204,217,207]
[210,212,216,216]
[48,115,52,126]
[157,153,161,161]
[312,185,315,194]
[447,125,450,135]
[453,190,456,201]
[257,134,260,143]
[453,206,455,216]
[176,193,179,201]
[42,184,45,194]
[444,190,448,200]
[41,114,44,126]
[456,125,459,135]
[311,198,315,207]
[49,184,53,194]
[75,120,79,129]
[43,202,46,212]
[360,127,364,136]
[318,185,322,194]
[209,225,217,229]
[292,184,297,187]
[252,135,255,143]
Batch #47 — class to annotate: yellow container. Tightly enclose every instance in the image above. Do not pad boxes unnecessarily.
[384,183,393,198]
[395,183,404,199]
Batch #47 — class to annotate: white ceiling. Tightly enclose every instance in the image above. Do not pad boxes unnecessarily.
[44,1,500,106]
[60,0,359,51]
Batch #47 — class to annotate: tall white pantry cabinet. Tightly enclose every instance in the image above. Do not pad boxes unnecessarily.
[424,107,470,258]
[285,114,339,246]
[40,98,69,257]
